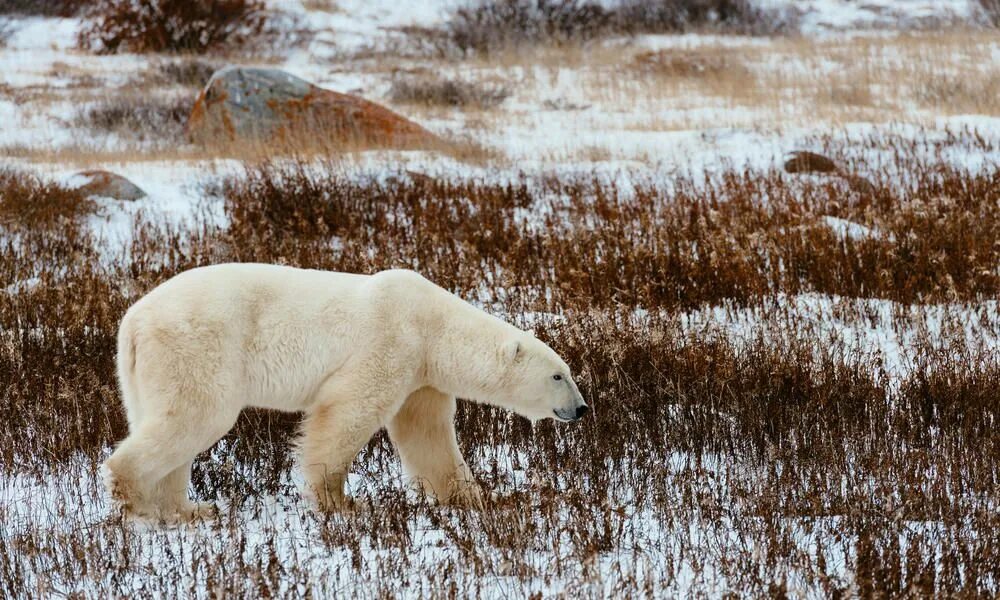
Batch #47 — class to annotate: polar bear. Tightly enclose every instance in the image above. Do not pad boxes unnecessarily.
[103,264,588,520]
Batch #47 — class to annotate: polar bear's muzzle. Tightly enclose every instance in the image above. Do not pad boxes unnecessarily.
[553,405,589,421]
[553,403,589,422]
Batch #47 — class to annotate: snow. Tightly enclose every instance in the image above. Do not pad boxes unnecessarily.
[820,215,886,241]
[2,16,79,51]
[678,293,1000,383]
[0,99,78,148]
[1,1,998,596]
[758,0,981,34]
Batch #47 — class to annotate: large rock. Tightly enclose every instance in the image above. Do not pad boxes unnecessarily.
[784,151,839,175]
[187,67,441,150]
[68,170,146,201]
[784,150,877,196]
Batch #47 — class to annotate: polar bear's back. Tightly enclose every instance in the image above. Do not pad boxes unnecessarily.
[120,264,407,412]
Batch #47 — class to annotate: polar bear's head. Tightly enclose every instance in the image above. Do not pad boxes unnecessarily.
[495,334,588,423]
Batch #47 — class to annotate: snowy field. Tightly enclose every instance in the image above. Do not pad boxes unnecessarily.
[2,0,999,597]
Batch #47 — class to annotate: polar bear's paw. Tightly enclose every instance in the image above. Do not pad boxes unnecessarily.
[316,492,368,513]
[101,461,143,513]
[445,483,485,510]
[170,501,219,524]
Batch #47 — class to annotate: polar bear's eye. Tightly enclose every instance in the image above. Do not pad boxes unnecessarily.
[552,374,563,381]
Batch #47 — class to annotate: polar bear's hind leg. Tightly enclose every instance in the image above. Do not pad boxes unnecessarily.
[104,401,238,520]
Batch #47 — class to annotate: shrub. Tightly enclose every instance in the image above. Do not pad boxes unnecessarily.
[631,48,748,79]
[612,0,788,35]
[0,0,79,16]
[388,75,511,109]
[78,0,268,54]
[433,0,791,56]
[150,58,221,88]
[75,95,192,143]
[442,0,612,56]
[0,169,95,230]
[980,0,1000,27]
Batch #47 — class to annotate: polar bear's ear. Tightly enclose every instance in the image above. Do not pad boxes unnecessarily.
[504,339,521,364]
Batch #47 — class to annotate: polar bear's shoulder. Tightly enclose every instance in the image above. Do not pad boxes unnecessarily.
[367,269,442,295]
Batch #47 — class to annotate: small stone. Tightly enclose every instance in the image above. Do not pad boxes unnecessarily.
[784,151,840,174]
[70,170,146,201]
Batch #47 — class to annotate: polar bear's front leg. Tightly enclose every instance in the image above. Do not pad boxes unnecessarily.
[299,395,391,511]
[387,387,483,509]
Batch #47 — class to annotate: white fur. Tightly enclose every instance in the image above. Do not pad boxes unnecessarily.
[104,264,586,519]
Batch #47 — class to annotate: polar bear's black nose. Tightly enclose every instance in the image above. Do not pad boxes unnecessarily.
[575,405,589,419]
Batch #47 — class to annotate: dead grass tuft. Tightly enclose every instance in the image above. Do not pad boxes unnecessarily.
[146,58,222,88]
[912,70,1000,114]
[632,48,749,79]
[0,169,95,230]
[388,74,511,109]
[0,0,78,16]
[427,0,791,57]
[78,0,269,54]
[980,0,1000,26]
[75,95,192,144]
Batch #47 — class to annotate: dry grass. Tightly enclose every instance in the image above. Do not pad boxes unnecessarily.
[388,74,511,109]
[75,94,192,145]
[0,0,78,16]
[1,137,998,594]
[382,32,1000,162]
[0,138,1000,597]
[78,0,269,54]
[141,58,222,89]
[3,32,994,167]
[301,0,340,12]
[0,169,95,230]
[981,0,1000,26]
[2,124,500,169]
[912,69,1000,115]
[424,0,790,57]
[632,48,748,79]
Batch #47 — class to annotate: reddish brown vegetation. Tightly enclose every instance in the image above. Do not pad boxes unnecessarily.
[0,138,997,595]
[78,0,268,54]
[0,169,95,229]
[428,0,788,56]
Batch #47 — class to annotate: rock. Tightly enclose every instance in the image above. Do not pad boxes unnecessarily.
[784,151,878,196]
[69,170,146,201]
[843,174,878,196]
[784,151,840,174]
[404,170,435,185]
[187,67,441,150]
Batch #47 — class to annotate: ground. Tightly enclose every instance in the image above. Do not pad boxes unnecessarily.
[1,0,998,597]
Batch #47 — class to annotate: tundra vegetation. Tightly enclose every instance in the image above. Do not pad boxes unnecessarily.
[1,0,999,596]
[1,130,998,595]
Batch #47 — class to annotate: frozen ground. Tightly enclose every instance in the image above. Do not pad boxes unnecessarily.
[2,1,999,597]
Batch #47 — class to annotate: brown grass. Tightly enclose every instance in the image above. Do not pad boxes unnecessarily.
[75,94,192,145]
[143,58,222,89]
[301,0,340,12]
[4,33,994,167]
[632,48,749,79]
[0,169,95,230]
[78,0,269,54]
[0,0,78,16]
[387,74,511,109]
[0,127,998,597]
[424,0,789,57]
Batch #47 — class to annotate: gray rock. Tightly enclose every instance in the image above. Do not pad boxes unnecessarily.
[186,66,440,149]
[70,170,146,201]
